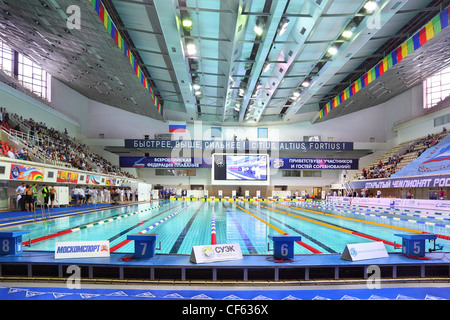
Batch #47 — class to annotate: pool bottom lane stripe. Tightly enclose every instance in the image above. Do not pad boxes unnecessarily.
[256,204,337,253]
[22,202,173,246]
[231,202,322,254]
[275,201,450,242]
[110,203,191,253]
[229,212,258,254]
[169,202,204,254]
[221,202,259,254]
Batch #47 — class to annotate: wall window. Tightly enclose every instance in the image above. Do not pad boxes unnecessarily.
[281,170,301,177]
[303,170,322,177]
[18,54,48,99]
[425,66,450,108]
[155,169,196,176]
[434,113,450,127]
[0,42,13,75]
[0,41,49,100]
[211,127,222,138]
[257,128,268,139]
[304,135,321,141]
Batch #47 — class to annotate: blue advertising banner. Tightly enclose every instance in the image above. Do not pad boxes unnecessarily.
[391,135,450,177]
[270,158,359,170]
[350,174,450,189]
[119,157,211,168]
[124,139,353,151]
[120,156,358,170]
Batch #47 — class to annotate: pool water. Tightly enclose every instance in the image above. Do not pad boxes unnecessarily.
[5,200,450,255]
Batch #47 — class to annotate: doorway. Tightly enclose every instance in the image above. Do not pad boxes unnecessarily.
[313,187,322,199]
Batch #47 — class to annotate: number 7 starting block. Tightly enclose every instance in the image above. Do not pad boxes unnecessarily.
[127,234,160,258]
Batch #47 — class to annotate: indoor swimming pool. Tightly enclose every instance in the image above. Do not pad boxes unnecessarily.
[3,199,450,256]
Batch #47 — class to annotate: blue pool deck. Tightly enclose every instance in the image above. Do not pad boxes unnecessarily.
[1,200,450,283]
[1,250,449,282]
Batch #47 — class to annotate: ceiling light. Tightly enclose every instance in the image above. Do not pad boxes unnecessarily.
[342,30,353,38]
[186,40,196,55]
[327,46,338,56]
[291,91,300,99]
[301,80,310,88]
[194,90,202,96]
[364,1,377,12]
[254,17,264,36]
[193,83,201,90]
[182,18,193,31]
[254,25,263,36]
[278,18,290,36]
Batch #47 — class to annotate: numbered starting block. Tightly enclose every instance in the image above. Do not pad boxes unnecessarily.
[268,234,302,261]
[127,234,160,258]
[0,231,30,256]
[394,233,439,258]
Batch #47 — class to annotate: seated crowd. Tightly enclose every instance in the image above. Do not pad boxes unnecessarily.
[0,107,135,179]
[359,128,448,180]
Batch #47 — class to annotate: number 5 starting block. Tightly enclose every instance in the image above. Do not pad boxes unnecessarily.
[394,233,440,259]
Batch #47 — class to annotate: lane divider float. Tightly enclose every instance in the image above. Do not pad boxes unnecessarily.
[22,201,172,246]
[110,203,193,253]
[231,202,322,254]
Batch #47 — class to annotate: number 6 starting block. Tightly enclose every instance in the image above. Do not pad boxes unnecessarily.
[0,231,30,256]
[127,234,160,258]
[268,234,302,261]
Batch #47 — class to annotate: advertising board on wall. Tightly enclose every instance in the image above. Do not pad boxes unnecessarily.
[124,139,353,152]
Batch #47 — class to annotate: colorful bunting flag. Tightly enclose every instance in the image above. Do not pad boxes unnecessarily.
[88,0,163,117]
[319,5,450,119]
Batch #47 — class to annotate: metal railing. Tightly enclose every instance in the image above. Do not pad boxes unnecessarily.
[33,200,45,222]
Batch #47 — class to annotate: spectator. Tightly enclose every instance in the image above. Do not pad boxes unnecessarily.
[439,188,445,200]
[7,148,15,159]
[15,182,26,211]
[49,185,57,209]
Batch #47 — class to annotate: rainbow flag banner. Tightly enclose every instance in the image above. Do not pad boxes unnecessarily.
[318,5,450,119]
[88,0,163,117]
[10,164,45,181]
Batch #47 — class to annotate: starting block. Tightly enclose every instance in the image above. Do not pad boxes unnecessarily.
[394,233,438,258]
[127,233,160,258]
[268,234,301,261]
[0,231,30,256]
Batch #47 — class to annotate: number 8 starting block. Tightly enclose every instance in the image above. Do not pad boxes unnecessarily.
[0,231,30,256]
[268,234,302,261]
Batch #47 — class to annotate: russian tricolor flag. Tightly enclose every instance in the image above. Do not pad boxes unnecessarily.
[169,121,186,133]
